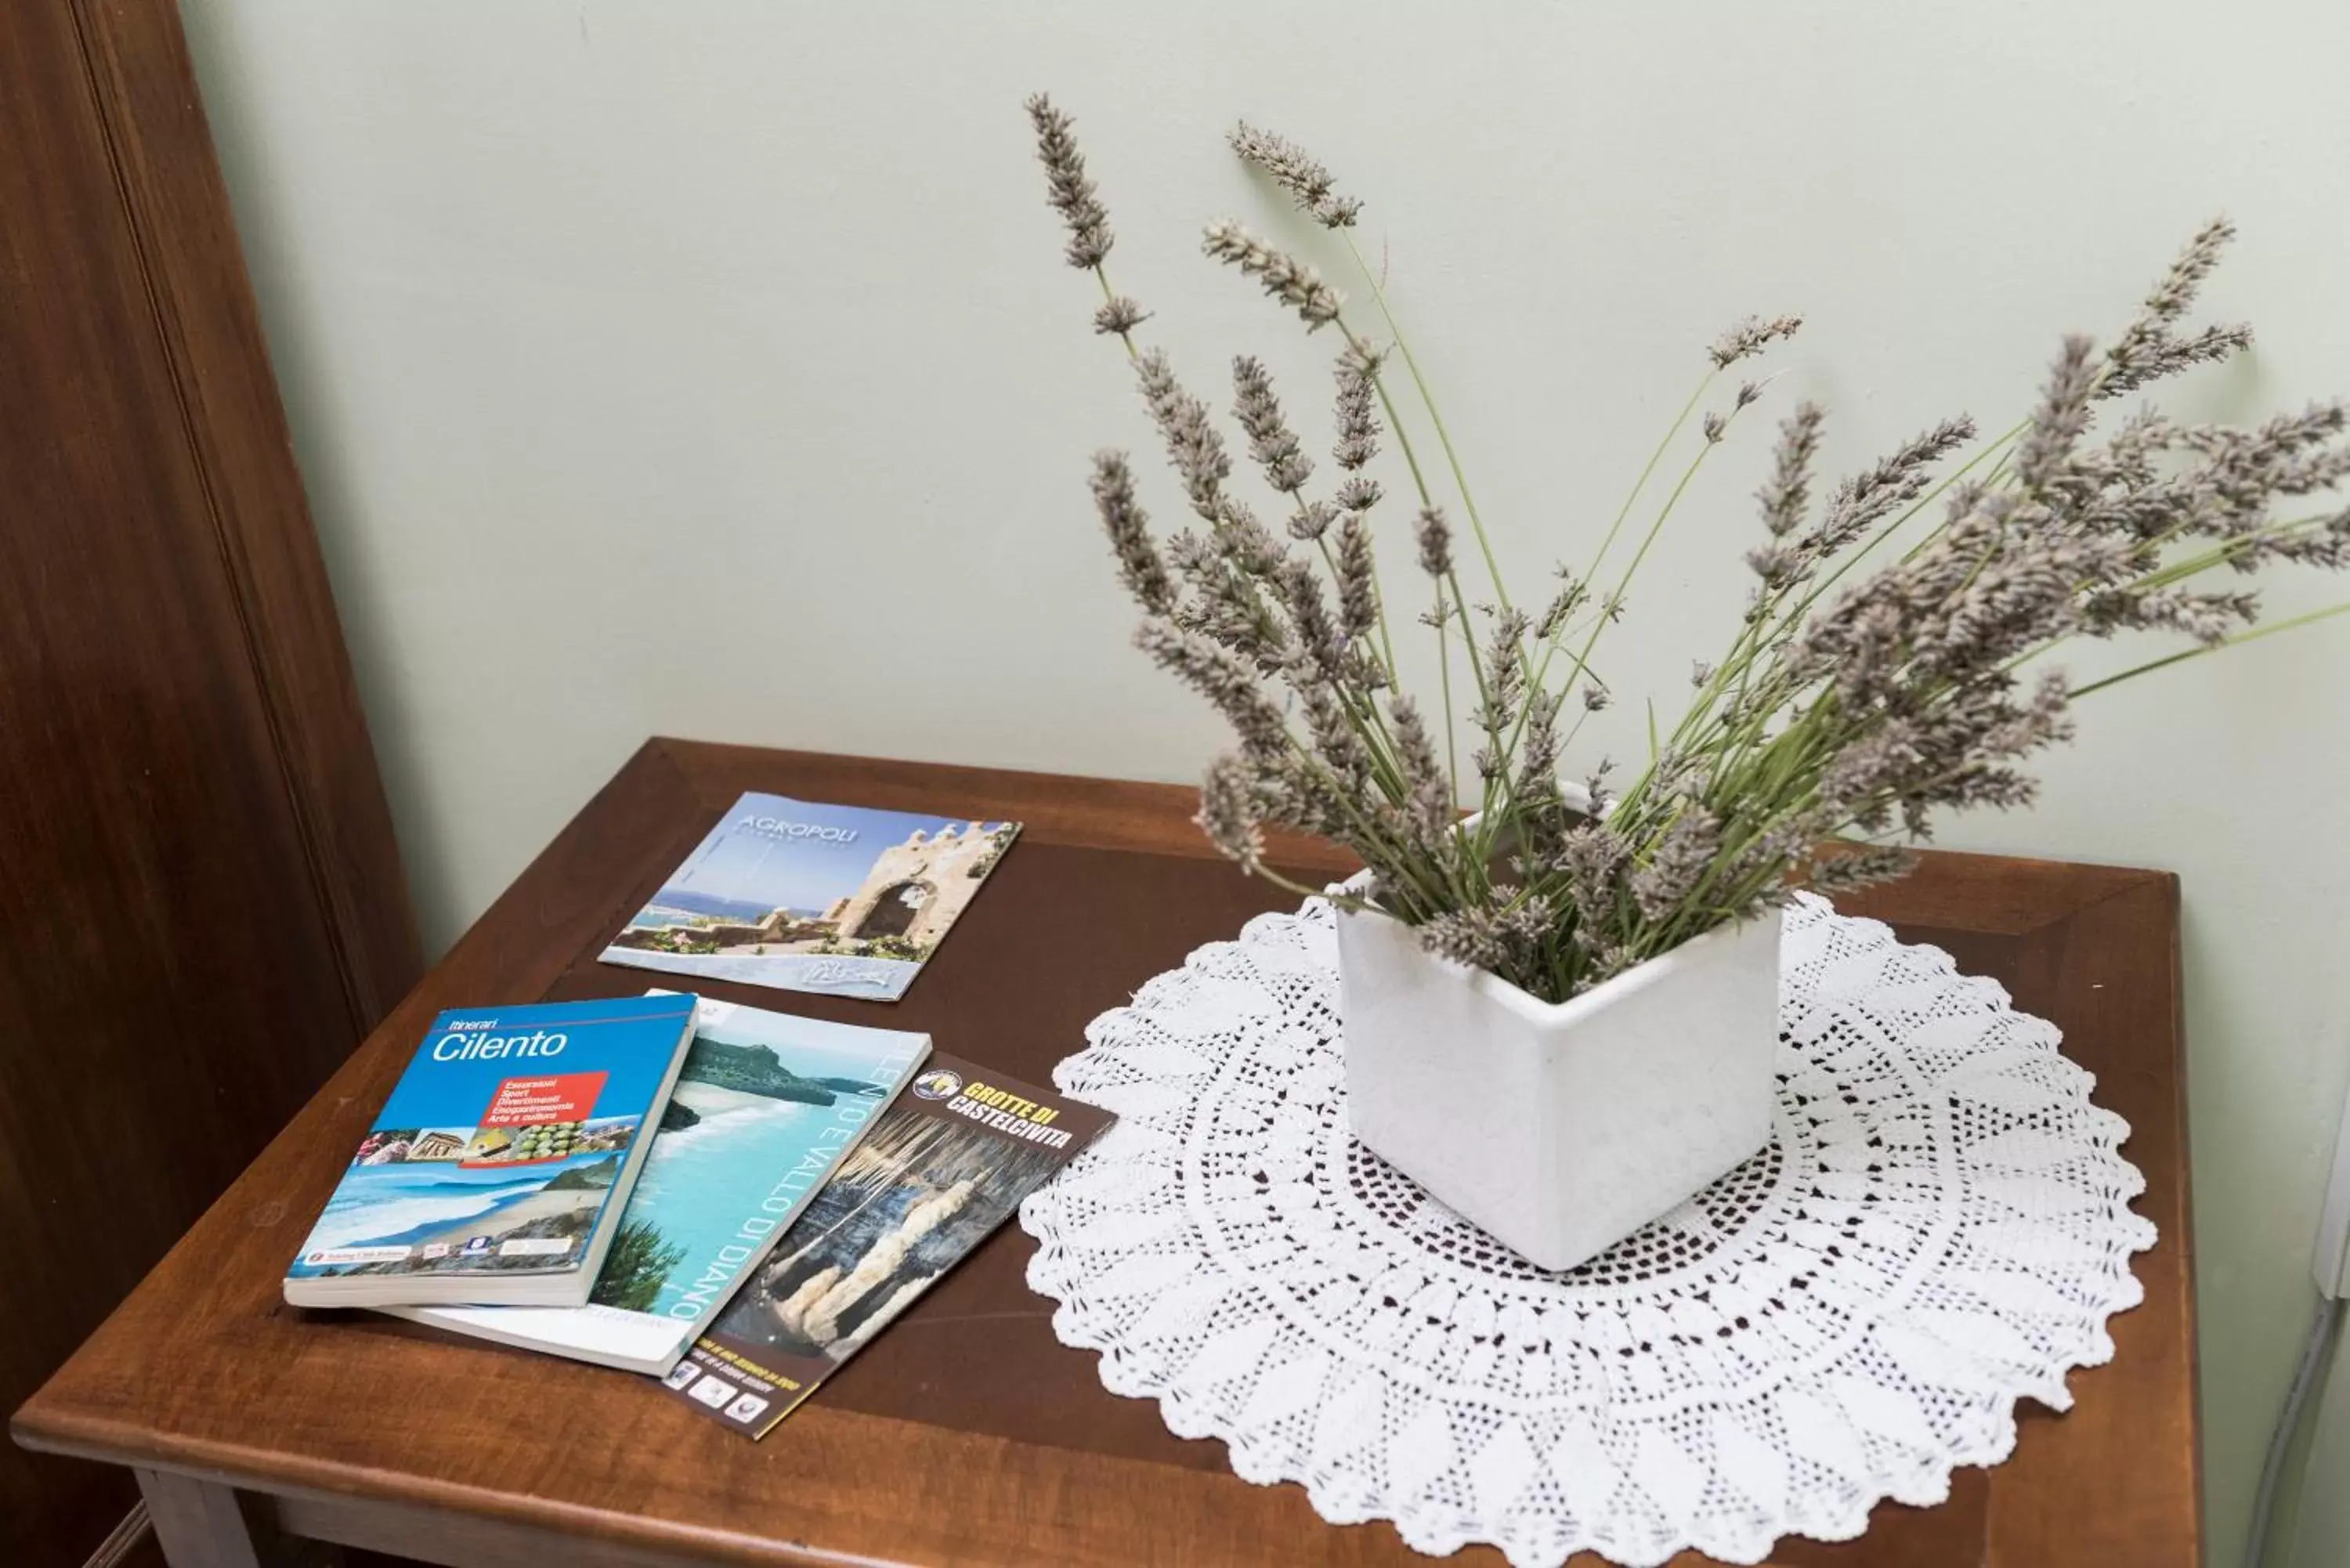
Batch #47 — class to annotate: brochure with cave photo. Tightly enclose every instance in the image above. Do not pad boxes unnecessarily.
[378,995,927,1374]
[600,790,1021,1003]
[662,1053,1114,1438]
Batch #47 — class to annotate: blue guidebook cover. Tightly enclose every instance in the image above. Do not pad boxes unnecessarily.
[283,995,699,1309]
[381,994,930,1374]
[598,790,1020,1001]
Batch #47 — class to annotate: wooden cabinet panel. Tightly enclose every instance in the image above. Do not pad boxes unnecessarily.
[0,2,422,1561]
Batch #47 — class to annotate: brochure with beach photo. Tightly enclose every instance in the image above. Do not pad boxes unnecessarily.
[661,1053,1112,1438]
[380,995,928,1374]
[283,995,698,1310]
[599,790,1020,1002]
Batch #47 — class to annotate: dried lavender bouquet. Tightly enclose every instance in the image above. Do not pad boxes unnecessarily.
[1025,96,2350,1005]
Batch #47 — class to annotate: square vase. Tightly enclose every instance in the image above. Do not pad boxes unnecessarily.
[1335,903,1783,1273]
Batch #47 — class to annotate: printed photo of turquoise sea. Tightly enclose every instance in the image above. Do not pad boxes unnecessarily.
[289,1127,639,1280]
[586,998,930,1325]
[600,791,1018,1002]
[299,1152,609,1253]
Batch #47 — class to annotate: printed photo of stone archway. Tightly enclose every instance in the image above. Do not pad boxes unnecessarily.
[600,790,1021,1000]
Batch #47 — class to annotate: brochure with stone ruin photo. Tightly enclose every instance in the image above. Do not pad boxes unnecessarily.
[661,1053,1113,1438]
[600,791,1021,1002]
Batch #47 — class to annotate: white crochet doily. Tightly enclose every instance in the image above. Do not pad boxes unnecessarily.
[1019,892,2154,1567]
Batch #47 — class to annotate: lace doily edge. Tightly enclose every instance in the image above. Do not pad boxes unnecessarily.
[1015,1209,2159,1568]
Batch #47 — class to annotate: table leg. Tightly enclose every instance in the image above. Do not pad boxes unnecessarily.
[135,1470,338,1568]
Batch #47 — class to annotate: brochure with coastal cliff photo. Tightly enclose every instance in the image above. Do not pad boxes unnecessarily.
[662,1053,1112,1438]
[380,995,927,1375]
[600,791,1021,1002]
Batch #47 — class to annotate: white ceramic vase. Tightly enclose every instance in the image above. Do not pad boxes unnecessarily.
[1335,900,1783,1273]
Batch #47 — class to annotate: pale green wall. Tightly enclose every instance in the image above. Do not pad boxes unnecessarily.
[180,2,2350,1560]
[2289,1324,2349,1566]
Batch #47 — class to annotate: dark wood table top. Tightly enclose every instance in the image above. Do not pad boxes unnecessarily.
[13,740,2198,1567]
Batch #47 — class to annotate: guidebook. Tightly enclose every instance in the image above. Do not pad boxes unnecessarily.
[661,1054,1112,1437]
[599,790,1020,1001]
[284,995,698,1309]
[380,995,928,1374]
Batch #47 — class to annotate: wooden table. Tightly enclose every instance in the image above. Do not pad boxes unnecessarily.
[13,741,2200,1567]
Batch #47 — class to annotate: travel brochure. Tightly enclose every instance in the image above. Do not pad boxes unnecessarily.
[280,790,1113,1435]
[283,995,698,1308]
[601,790,1021,1002]
[381,996,929,1373]
[662,1054,1113,1437]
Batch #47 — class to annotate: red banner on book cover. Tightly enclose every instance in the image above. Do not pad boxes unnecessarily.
[481,1072,607,1126]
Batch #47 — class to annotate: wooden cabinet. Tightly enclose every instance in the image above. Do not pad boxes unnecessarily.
[0,2,421,1562]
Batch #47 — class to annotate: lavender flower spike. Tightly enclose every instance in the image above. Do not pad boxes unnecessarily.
[1023,94,1113,270]
[1232,356,1314,493]
[1333,350,1383,471]
[1202,220,1344,330]
[1757,403,1824,538]
[2100,217,2251,397]
[2138,217,2236,331]
[1386,693,1453,838]
[1135,620,1288,760]
[1094,296,1149,337]
[1090,450,1176,617]
[1196,753,1268,875]
[1230,121,1362,229]
[1708,313,1803,370]
[1415,506,1454,577]
[2015,335,2098,494]
[1335,514,1379,639]
[1135,349,1231,523]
